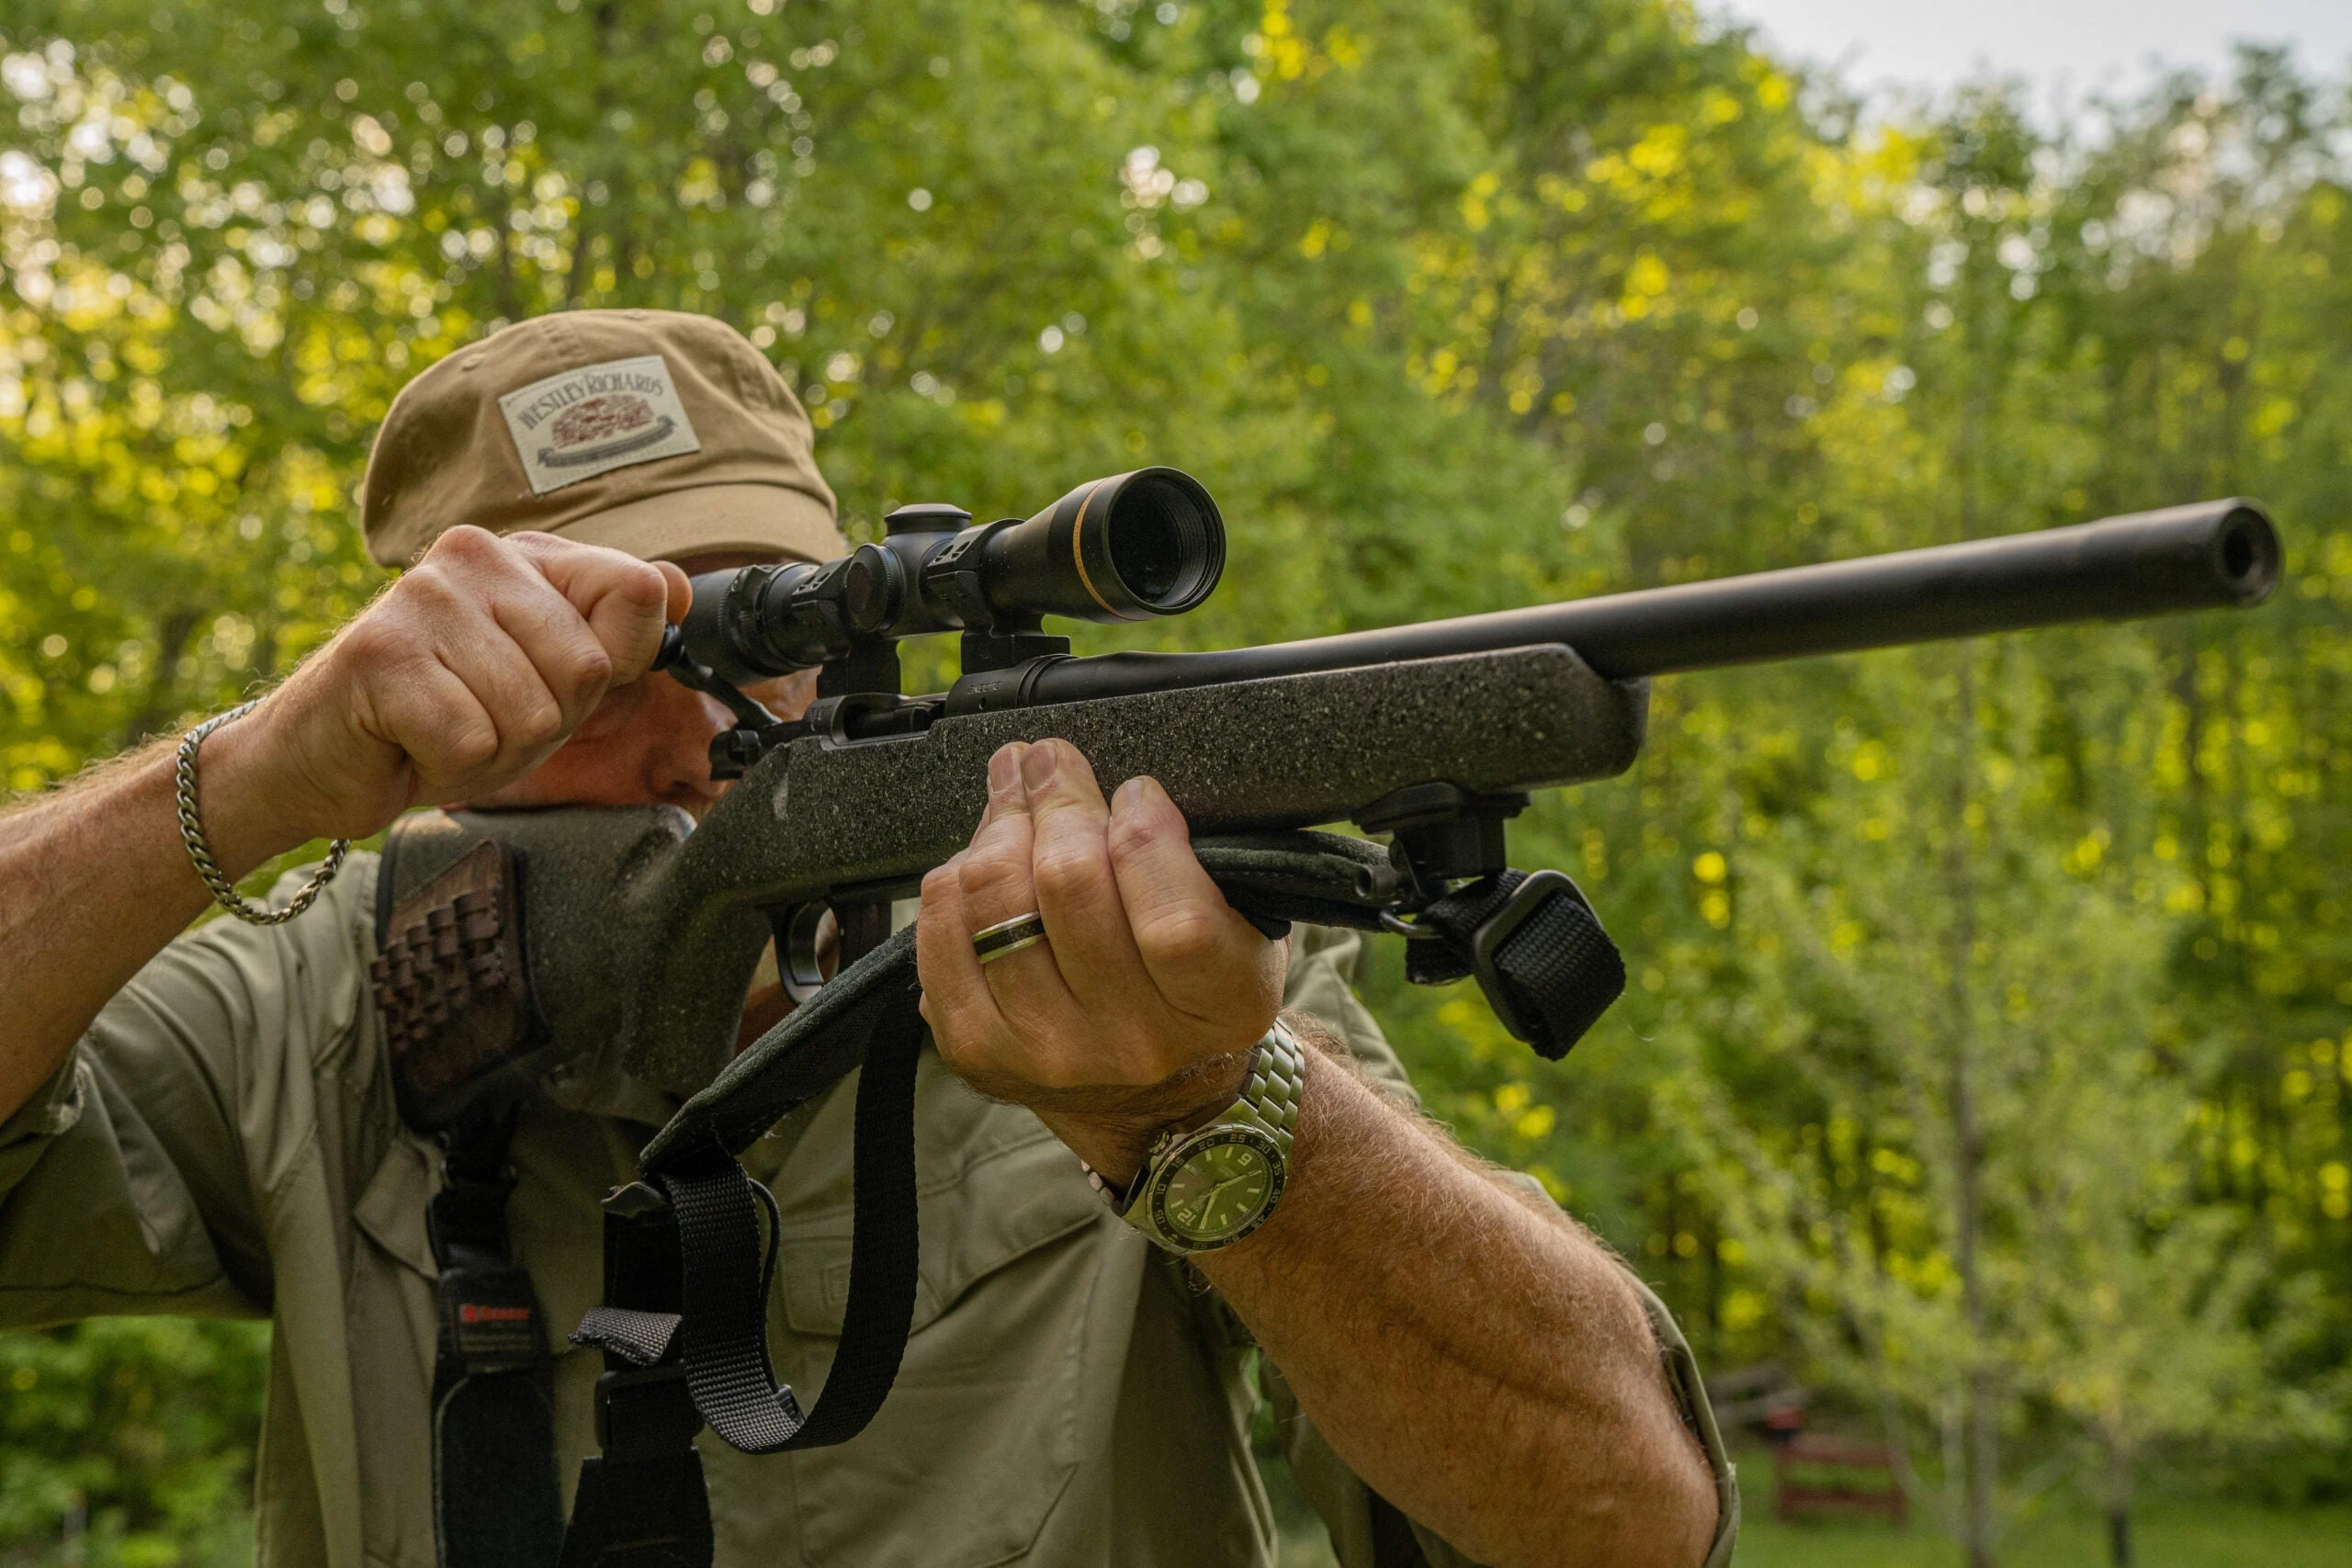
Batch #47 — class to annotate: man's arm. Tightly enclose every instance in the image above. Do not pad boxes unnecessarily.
[915,739,1719,1568]
[1204,1030,1718,1568]
[0,527,683,1122]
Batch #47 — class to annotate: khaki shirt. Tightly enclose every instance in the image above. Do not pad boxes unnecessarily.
[0,853,1737,1568]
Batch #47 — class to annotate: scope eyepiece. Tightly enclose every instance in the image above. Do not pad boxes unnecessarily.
[982,467,1226,624]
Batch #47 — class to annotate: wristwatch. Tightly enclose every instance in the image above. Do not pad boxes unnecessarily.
[1084,1021,1308,1255]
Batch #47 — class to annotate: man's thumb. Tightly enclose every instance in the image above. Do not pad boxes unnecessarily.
[657,560,692,626]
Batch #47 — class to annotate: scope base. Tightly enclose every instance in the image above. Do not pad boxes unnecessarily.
[708,719,804,782]
[960,626,1070,676]
[817,638,902,702]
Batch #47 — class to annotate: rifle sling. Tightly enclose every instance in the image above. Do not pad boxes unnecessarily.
[554,832,1623,1568]
[426,1104,567,1568]
[558,929,923,1568]
[1401,868,1625,1061]
[1193,835,1625,1062]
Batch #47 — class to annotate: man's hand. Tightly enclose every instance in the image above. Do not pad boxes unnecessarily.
[916,739,1287,1183]
[219,527,688,845]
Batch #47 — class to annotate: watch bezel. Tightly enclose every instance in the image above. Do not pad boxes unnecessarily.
[1142,1123,1287,1251]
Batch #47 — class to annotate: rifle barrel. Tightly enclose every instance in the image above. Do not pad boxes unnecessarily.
[1014,499,2278,705]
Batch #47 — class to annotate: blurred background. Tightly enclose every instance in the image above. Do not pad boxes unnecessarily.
[1,1,2346,1564]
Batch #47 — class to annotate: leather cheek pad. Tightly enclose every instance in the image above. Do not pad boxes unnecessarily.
[371,838,548,1133]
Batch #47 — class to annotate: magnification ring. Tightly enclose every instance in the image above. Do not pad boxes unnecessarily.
[973,911,1050,964]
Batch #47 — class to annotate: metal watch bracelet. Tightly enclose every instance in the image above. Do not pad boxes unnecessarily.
[175,700,350,926]
[1080,1021,1308,1247]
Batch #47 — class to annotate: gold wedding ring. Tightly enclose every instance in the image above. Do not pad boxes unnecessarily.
[972,911,1049,964]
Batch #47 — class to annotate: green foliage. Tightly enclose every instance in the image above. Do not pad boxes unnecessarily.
[0,1320,266,1566]
[2,1,2348,1562]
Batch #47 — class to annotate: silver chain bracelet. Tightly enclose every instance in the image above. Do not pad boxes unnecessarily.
[175,699,351,926]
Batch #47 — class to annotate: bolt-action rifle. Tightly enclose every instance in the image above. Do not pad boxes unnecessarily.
[396,467,2279,1108]
[373,468,2277,1567]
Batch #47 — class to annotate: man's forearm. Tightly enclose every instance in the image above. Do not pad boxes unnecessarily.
[0,725,300,1120]
[1196,1023,1720,1568]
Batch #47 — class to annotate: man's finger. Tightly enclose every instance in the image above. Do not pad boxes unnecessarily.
[657,560,692,626]
[507,530,676,682]
[357,653,506,802]
[953,744,1095,1073]
[956,744,1043,929]
[1106,775,1277,1026]
[916,854,1002,1058]
[430,625,573,780]
[1020,741,1156,1018]
[480,553,627,730]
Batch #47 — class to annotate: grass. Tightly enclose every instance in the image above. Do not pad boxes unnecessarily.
[0,1513,254,1568]
[1736,1498,2352,1568]
[1266,1448,2352,1568]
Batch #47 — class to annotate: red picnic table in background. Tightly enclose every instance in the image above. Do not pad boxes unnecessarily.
[1708,1363,1909,1525]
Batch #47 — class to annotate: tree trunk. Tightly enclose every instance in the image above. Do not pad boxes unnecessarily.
[1946,658,1998,1568]
[1945,263,2001,1568]
[2103,1432,2134,1568]
[493,178,518,322]
[119,606,202,750]
[1702,1211,1721,1361]
[563,0,622,310]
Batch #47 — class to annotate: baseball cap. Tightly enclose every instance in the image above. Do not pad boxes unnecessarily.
[360,310,846,569]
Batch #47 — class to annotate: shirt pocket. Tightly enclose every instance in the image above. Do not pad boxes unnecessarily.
[718,1096,1114,1568]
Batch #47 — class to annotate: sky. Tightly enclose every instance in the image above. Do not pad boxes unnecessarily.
[1709,0,2352,108]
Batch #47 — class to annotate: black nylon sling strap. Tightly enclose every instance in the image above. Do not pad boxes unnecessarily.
[665,972,923,1452]
[380,800,566,1568]
[1193,837,1624,1061]
[428,1106,566,1568]
[555,931,925,1568]
[641,924,927,1169]
[555,1203,708,1568]
[1403,869,1624,1060]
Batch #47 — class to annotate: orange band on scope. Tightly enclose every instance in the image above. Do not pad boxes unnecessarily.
[1069,481,1119,617]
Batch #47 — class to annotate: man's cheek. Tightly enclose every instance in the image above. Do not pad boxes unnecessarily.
[567,678,647,744]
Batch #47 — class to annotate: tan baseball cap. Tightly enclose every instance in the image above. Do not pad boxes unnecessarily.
[360,309,845,569]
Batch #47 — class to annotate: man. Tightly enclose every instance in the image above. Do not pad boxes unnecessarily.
[0,310,1735,1568]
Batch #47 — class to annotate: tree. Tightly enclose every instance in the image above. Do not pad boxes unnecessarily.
[1663,638,2301,1566]
[4,5,2348,1560]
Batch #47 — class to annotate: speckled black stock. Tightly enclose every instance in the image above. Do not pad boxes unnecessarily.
[385,646,1645,1100]
[633,644,1641,1093]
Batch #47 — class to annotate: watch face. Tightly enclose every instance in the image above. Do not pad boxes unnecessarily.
[1150,1127,1283,1248]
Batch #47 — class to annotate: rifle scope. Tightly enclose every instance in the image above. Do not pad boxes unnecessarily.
[674,467,1223,685]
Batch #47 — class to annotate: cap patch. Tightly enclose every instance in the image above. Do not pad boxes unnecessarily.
[497,354,703,495]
